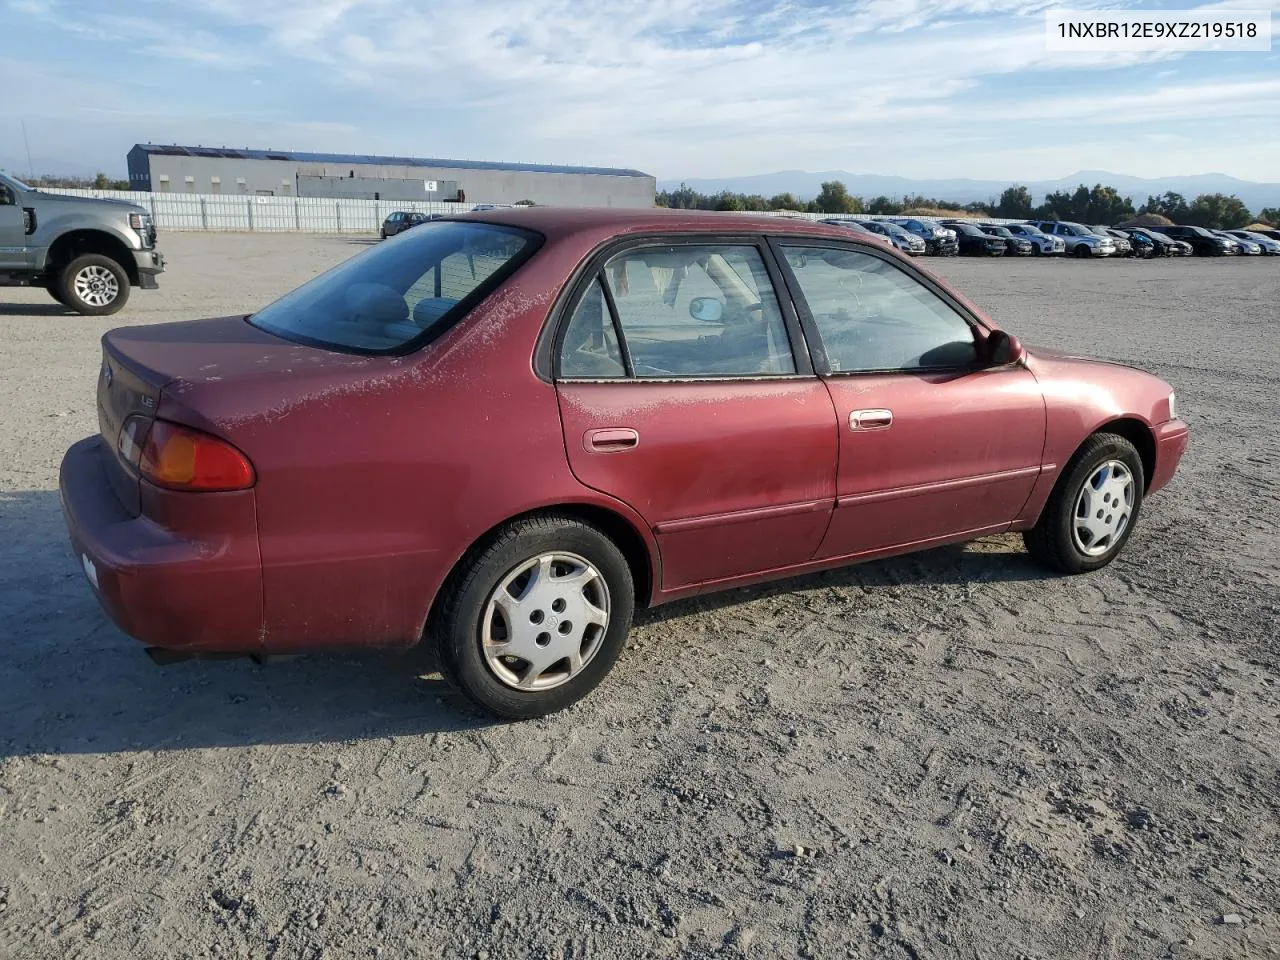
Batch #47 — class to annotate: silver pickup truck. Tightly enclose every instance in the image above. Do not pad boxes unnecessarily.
[0,171,166,315]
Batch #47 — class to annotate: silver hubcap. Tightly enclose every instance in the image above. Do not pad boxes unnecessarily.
[1073,460,1134,557]
[481,552,610,691]
[73,265,119,307]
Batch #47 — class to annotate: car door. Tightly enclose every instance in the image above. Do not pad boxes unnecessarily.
[554,237,838,590]
[0,180,27,270]
[771,239,1046,560]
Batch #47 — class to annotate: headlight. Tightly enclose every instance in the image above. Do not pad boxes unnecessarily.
[1168,392,1177,420]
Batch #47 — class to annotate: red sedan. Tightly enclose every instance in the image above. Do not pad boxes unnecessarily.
[60,209,1189,717]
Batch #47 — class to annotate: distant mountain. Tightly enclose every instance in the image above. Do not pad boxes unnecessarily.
[658,170,1280,212]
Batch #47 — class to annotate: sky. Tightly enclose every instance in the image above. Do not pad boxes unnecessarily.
[1,0,1278,182]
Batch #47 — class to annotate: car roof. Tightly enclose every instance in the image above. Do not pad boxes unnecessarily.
[449,206,881,245]
[455,206,847,234]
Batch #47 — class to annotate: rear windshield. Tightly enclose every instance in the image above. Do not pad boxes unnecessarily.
[249,221,539,354]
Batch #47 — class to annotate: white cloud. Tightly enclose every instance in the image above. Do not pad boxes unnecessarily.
[8,0,1280,180]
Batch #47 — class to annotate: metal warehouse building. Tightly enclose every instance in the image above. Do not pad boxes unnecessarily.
[126,144,656,208]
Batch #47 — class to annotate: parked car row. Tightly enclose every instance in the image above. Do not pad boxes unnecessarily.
[1155,225,1280,256]
[821,215,1280,259]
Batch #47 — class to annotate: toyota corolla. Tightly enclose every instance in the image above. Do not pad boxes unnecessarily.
[61,209,1189,718]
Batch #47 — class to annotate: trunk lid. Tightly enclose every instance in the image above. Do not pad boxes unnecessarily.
[97,317,405,515]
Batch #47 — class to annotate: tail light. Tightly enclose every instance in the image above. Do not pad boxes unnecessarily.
[129,419,255,491]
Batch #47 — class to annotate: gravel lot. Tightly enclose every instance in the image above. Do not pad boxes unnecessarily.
[1,234,1276,960]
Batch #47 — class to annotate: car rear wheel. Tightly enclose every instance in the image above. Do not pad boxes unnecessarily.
[433,515,635,718]
[58,254,130,316]
[1024,432,1145,574]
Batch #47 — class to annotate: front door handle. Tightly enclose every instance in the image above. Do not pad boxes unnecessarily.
[586,428,639,452]
[849,409,893,430]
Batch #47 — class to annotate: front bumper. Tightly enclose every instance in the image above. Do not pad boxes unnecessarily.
[1149,419,1189,496]
[131,248,166,288]
[59,436,263,653]
[928,239,959,256]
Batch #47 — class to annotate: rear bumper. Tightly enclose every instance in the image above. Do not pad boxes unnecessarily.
[1149,419,1189,495]
[59,436,263,652]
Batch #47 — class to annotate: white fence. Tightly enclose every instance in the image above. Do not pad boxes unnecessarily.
[48,188,1010,233]
[48,188,483,234]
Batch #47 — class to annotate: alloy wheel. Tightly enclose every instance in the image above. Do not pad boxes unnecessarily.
[73,265,120,308]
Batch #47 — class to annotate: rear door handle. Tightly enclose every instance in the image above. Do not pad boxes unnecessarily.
[586,428,639,452]
[849,409,893,430]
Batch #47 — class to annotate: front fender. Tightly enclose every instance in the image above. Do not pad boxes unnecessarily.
[1012,351,1177,525]
[31,217,141,271]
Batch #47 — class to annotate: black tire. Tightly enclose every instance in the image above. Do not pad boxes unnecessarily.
[57,254,130,316]
[47,285,69,307]
[433,515,635,719]
[1024,432,1145,574]
[1073,245,1092,259]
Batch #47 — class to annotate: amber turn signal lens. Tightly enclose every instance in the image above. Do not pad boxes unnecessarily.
[139,420,255,491]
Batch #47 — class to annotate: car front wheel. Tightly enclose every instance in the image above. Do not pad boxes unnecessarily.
[1024,432,1145,574]
[433,515,635,718]
[58,254,130,316]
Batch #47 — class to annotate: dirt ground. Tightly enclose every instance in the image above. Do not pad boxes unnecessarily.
[1,234,1276,960]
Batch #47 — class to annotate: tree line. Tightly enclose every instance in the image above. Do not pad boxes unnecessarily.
[2,172,132,191]
[657,180,1278,229]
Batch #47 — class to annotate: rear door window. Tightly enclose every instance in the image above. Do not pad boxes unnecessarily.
[557,244,797,379]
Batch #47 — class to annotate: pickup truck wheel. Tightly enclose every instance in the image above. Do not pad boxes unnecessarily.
[58,254,130,316]
[47,285,69,307]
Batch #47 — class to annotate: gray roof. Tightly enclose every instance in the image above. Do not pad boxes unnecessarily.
[131,144,650,179]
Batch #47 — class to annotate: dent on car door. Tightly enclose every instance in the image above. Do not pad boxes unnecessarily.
[0,182,27,269]
[554,239,838,591]
[772,241,1047,559]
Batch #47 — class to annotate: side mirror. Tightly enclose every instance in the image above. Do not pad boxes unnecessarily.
[688,297,724,323]
[987,330,1026,366]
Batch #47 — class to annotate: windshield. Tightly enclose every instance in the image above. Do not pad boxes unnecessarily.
[249,221,539,354]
